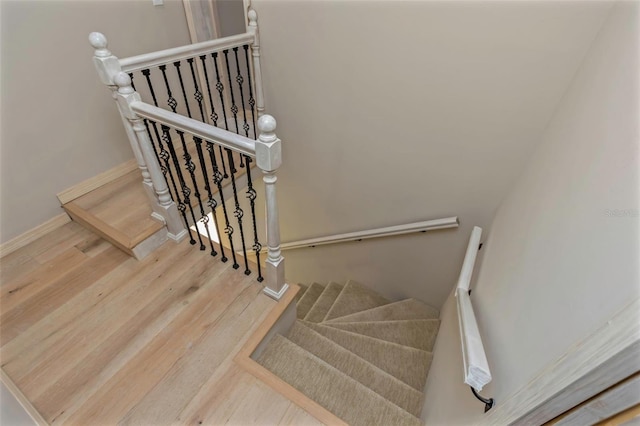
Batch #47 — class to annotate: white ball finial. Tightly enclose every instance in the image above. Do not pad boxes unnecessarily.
[89,32,107,49]
[114,72,134,94]
[258,115,276,133]
[248,9,258,24]
[89,32,111,58]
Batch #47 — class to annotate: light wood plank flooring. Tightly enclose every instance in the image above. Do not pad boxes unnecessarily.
[0,222,323,425]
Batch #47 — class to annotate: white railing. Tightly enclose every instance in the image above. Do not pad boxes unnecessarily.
[269,216,459,252]
[455,226,494,409]
[130,101,256,156]
[89,6,288,301]
[119,33,255,73]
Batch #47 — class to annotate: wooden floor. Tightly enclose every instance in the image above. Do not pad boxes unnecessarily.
[0,222,323,425]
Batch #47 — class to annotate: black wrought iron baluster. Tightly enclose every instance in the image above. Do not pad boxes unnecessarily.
[187,58,206,123]
[128,73,136,91]
[244,156,263,282]
[211,52,230,179]
[177,131,207,251]
[141,69,159,106]
[141,70,168,176]
[233,47,250,140]
[225,149,251,275]
[243,45,257,140]
[162,125,200,246]
[173,61,193,118]
[223,49,241,138]
[159,65,178,112]
[156,123,195,244]
[143,119,171,199]
[206,139,239,269]
[199,55,219,127]
[194,137,224,259]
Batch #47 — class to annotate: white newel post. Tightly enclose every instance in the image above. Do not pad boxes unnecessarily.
[89,32,186,241]
[113,72,187,241]
[255,115,288,300]
[247,8,266,117]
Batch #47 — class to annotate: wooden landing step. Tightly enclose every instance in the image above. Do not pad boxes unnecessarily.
[61,167,166,260]
[59,151,255,261]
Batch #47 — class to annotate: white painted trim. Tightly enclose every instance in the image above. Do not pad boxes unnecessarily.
[182,0,220,43]
[481,298,640,425]
[455,226,492,392]
[56,159,138,205]
[273,216,459,252]
[130,101,256,156]
[263,282,289,301]
[167,228,189,243]
[0,213,71,258]
[119,33,254,73]
[554,373,640,425]
[131,227,168,260]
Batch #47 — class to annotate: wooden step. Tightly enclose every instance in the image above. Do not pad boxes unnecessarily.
[63,170,165,260]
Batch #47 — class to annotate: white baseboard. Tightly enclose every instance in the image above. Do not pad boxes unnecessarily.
[482,298,640,425]
[56,159,138,205]
[0,213,71,258]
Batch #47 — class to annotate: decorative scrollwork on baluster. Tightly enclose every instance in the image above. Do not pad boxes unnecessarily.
[206,141,238,268]
[162,126,200,245]
[210,52,230,179]
[159,65,178,113]
[244,156,263,282]
[242,45,257,140]
[225,150,251,275]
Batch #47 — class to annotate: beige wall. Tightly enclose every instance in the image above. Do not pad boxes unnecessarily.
[423,2,639,422]
[0,0,191,243]
[252,0,611,307]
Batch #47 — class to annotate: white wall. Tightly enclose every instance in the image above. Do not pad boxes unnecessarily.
[0,0,191,244]
[251,0,611,307]
[423,2,639,423]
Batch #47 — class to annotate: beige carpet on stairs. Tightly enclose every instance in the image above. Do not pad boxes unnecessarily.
[323,280,391,321]
[324,298,439,323]
[301,321,433,391]
[288,321,424,416]
[256,280,441,424]
[304,282,343,323]
[257,335,421,426]
[325,319,440,351]
[297,282,324,319]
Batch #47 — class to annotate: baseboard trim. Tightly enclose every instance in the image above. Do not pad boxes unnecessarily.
[56,159,138,205]
[482,298,640,425]
[234,284,348,426]
[0,213,71,258]
[1,368,49,425]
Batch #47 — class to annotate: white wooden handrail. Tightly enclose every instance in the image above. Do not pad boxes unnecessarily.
[129,101,256,157]
[455,226,493,406]
[263,217,459,252]
[119,33,255,73]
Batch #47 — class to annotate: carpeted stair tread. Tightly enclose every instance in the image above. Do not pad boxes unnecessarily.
[297,283,325,319]
[325,298,439,323]
[324,319,440,351]
[323,280,391,322]
[294,283,309,305]
[301,322,432,391]
[304,282,344,323]
[288,321,424,417]
[256,334,421,426]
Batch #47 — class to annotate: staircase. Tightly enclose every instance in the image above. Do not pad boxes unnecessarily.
[256,281,440,425]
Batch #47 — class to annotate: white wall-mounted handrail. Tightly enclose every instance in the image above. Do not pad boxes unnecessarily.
[455,226,493,403]
[119,32,255,73]
[130,100,256,157]
[265,216,459,252]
